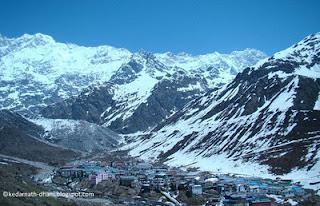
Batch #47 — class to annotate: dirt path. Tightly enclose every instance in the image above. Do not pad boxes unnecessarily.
[0,153,54,171]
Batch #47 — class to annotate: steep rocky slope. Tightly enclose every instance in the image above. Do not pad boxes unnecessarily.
[0,110,78,164]
[125,33,320,185]
[41,50,265,133]
[32,118,120,153]
[0,109,119,156]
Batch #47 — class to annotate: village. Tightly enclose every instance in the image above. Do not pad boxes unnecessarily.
[31,151,317,206]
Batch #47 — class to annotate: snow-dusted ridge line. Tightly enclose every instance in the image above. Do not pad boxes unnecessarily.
[0,32,266,60]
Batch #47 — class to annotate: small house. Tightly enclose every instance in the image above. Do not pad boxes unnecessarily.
[178,181,188,190]
[119,176,137,187]
[111,161,126,168]
[283,185,305,197]
[237,184,247,193]
[191,184,203,195]
[249,197,272,206]
[153,177,166,191]
[136,162,152,170]
[140,183,151,193]
[223,194,248,206]
[58,167,84,178]
[88,174,98,185]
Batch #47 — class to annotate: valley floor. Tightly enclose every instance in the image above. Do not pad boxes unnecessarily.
[1,150,319,206]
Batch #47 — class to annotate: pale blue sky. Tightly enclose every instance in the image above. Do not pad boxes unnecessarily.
[0,0,319,55]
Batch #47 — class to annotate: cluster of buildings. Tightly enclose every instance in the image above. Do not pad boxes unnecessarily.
[55,159,306,206]
[214,175,304,205]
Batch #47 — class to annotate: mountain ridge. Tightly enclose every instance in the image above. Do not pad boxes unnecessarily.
[0,33,266,122]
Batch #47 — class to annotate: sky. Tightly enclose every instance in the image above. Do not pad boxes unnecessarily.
[0,0,319,55]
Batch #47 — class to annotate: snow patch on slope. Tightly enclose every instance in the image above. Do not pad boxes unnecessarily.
[31,118,121,153]
[315,92,320,110]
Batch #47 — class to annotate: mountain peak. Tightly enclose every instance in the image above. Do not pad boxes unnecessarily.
[18,33,55,45]
[271,33,320,63]
[230,48,267,57]
[136,49,155,59]
[252,32,320,77]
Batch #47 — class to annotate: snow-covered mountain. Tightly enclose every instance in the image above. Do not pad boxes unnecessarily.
[41,52,266,133]
[155,49,266,87]
[0,33,263,132]
[125,33,320,189]
[41,52,210,133]
[0,33,265,118]
[0,33,132,115]
[1,32,320,191]
[0,33,266,133]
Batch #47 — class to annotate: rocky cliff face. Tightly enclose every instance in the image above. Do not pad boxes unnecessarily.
[105,70,209,133]
[40,50,265,133]
[41,54,210,133]
[125,33,320,179]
